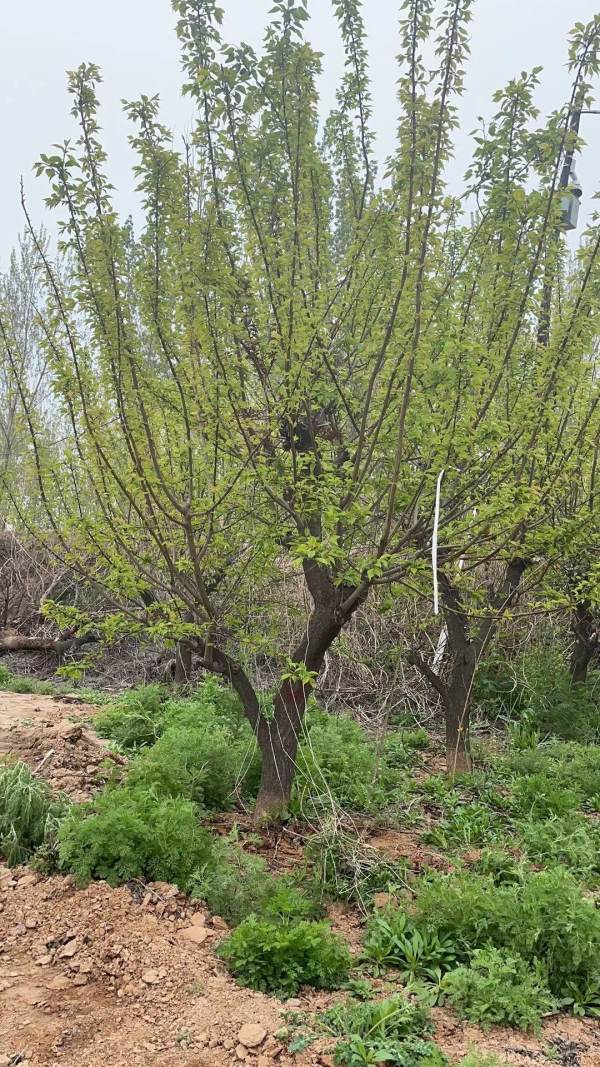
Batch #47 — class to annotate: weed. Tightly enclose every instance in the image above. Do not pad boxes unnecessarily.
[306,826,408,909]
[472,848,529,886]
[57,787,213,890]
[0,760,70,867]
[192,840,320,926]
[94,685,167,751]
[441,947,556,1031]
[295,712,396,813]
[412,867,600,999]
[519,813,600,881]
[423,803,503,850]
[363,909,457,980]
[509,773,583,819]
[218,916,351,996]
[0,665,56,696]
[321,995,443,1067]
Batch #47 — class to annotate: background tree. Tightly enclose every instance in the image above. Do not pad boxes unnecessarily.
[2,0,599,807]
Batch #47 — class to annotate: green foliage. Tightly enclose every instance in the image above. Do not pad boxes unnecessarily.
[472,848,529,886]
[218,917,351,997]
[502,741,600,806]
[57,787,213,890]
[192,841,320,927]
[519,813,600,881]
[509,772,583,818]
[363,909,457,981]
[423,802,503,850]
[296,713,397,813]
[412,867,600,998]
[475,651,600,741]
[126,720,256,810]
[381,729,429,769]
[0,760,70,867]
[306,827,408,909]
[0,665,56,696]
[441,948,556,1031]
[322,995,443,1067]
[98,678,261,808]
[94,685,167,751]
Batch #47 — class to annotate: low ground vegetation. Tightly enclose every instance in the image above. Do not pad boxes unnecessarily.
[1,653,599,1063]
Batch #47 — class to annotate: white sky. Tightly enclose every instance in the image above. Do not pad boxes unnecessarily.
[1,0,600,266]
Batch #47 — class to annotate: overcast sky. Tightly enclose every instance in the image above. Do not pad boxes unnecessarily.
[1,0,600,267]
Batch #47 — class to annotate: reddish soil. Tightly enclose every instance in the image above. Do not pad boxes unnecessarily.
[0,692,124,801]
[1,693,600,1067]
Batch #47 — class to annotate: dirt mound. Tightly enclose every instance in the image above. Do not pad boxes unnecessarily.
[0,693,123,800]
[0,866,297,1067]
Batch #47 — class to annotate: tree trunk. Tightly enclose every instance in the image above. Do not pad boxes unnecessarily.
[0,631,96,657]
[444,682,473,775]
[173,639,193,684]
[254,679,305,820]
[569,604,598,685]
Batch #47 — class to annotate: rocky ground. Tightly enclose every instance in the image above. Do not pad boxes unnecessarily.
[1,692,600,1067]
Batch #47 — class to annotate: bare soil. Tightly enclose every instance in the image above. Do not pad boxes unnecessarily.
[1,693,600,1067]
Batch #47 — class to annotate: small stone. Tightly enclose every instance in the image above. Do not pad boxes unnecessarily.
[73,975,88,987]
[25,917,39,930]
[48,976,71,991]
[211,915,229,930]
[190,912,206,927]
[236,1045,248,1061]
[141,969,159,984]
[55,721,83,742]
[179,925,210,945]
[238,1024,268,1049]
[17,873,38,888]
[286,998,302,1008]
[58,939,78,959]
[319,1057,336,1067]
[35,955,52,966]
[0,1055,12,1066]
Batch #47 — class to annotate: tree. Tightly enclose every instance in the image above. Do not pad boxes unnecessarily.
[2,0,599,807]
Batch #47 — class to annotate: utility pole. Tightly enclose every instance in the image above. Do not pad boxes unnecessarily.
[537,105,600,346]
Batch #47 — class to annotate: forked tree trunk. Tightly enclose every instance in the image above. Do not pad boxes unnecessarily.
[255,565,365,820]
[412,559,527,777]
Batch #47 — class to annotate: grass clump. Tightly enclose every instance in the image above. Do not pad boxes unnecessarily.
[93,684,168,751]
[57,787,213,890]
[412,866,600,1000]
[0,760,69,866]
[441,947,556,1031]
[475,650,600,742]
[423,802,503,850]
[363,908,457,980]
[295,711,395,813]
[508,773,583,819]
[218,916,351,997]
[321,995,444,1067]
[126,720,257,810]
[519,813,600,881]
[0,664,56,696]
[193,841,321,927]
[306,827,408,909]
